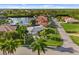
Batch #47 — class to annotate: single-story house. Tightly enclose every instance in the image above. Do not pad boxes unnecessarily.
[62,16,79,23]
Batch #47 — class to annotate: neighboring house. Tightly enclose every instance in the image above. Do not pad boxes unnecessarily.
[0,24,44,34]
[0,24,16,32]
[27,25,45,35]
[62,16,79,23]
[36,16,48,26]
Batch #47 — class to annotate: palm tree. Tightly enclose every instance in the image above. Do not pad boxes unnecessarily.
[30,36,47,55]
[0,40,7,55]
[6,39,22,55]
[0,39,22,55]
[0,31,22,55]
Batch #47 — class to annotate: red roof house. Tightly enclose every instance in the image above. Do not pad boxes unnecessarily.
[36,16,48,26]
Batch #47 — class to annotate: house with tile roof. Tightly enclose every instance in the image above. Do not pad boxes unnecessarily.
[62,16,79,23]
[36,16,48,26]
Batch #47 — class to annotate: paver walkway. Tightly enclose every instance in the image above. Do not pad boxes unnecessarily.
[51,17,79,52]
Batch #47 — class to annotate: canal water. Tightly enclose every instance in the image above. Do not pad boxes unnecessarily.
[9,17,33,25]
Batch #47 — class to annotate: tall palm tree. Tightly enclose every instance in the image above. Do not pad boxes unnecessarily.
[0,31,22,55]
[30,36,47,55]
[0,39,22,55]
[6,39,22,55]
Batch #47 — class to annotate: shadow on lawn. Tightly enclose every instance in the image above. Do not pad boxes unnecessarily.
[47,46,77,53]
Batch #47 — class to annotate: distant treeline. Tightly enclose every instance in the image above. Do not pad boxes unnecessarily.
[0,9,79,19]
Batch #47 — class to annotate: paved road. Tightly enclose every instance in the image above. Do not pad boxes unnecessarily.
[0,47,79,55]
[52,17,79,52]
[11,47,79,55]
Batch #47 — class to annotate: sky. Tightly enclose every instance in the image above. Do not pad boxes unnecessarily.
[0,4,79,9]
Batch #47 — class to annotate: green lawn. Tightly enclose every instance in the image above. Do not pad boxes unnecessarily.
[45,39,63,47]
[61,23,79,33]
[41,27,63,47]
[45,34,63,47]
[70,36,79,46]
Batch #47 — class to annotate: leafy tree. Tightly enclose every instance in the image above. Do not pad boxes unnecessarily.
[29,19,36,26]
[0,39,7,55]
[16,25,28,45]
[0,19,9,25]
[39,28,56,39]
[26,34,34,45]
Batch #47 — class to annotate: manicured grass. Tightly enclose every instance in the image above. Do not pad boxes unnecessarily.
[70,36,79,46]
[44,27,63,46]
[61,23,79,33]
[45,34,62,47]
[45,39,63,46]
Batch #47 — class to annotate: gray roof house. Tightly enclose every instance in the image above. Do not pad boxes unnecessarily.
[27,25,45,35]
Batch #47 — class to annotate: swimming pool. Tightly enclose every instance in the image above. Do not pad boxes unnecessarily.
[10,17,33,25]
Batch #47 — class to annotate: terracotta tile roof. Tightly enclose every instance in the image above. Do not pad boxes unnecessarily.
[62,16,79,23]
[36,16,48,26]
